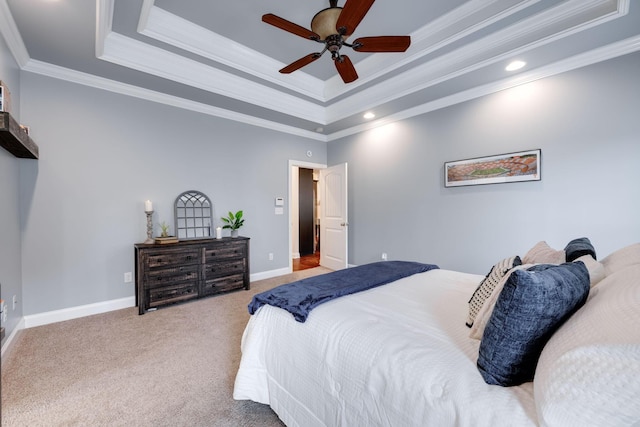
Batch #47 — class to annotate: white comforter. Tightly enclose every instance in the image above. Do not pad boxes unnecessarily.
[234,269,538,426]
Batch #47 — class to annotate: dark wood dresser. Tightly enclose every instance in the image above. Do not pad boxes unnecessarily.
[134,237,250,314]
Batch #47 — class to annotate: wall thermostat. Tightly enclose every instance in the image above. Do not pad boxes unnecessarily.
[275,197,284,206]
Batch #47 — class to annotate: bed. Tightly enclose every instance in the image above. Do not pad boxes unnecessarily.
[233,242,640,427]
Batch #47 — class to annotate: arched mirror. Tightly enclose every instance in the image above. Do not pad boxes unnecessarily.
[174,190,213,239]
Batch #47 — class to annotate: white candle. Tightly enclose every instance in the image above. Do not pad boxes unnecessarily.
[216,226,222,239]
[145,200,153,212]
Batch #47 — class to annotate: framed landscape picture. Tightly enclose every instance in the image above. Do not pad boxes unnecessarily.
[444,149,541,187]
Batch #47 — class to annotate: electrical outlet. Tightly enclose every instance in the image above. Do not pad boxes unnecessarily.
[124,272,133,283]
[12,295,17,310]
[268,253,274,261]
[381,253,388,261]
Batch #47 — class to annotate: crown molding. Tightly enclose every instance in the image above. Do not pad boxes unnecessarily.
[94,0,624,130]
[5,0,635,143]
[327,33,640,141]
[324,0,625,123]
[21,59,327,142]
[21,30,638,144]
[323,0,540,98]
[136,0,539,104]
[99,32,327,124]
[0,0,29,67]
[138,3,326,102]
[95,0,114,58]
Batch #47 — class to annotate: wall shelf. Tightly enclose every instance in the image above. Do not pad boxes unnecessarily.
[0,112,39,159]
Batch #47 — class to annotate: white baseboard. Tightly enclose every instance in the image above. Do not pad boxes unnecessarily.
[1,316,25,358]
[17,266,295,329]
[250,267,291,282]
[23,296,136,329]
[4,268,293,354]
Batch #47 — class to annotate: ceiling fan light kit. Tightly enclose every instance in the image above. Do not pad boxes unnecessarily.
[311,7,346,40]
[262,0,411,84]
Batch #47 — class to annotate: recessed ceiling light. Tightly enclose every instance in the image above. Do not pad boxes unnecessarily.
[363,112,375,120]
[506,60,526,72]
[314,127,324,133]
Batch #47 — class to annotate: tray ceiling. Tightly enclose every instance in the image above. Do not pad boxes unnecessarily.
[2,0,639,141]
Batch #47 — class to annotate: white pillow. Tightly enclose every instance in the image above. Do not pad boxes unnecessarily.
[600,243,640,276]
[522,241,565,265]
[533,264,640,426]
[575,254,605,287]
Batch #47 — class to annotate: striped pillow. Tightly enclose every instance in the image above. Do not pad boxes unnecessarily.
[466,256,521,327]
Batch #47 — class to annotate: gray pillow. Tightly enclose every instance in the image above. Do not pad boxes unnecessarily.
[477,262,590,386]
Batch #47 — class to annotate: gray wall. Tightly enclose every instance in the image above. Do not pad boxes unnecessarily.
[18,73,326,315]
[0,33,23,338]
[4,41,640,331]
[328,52,640,274]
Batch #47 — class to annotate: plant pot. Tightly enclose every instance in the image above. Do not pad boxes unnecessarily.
[231,229,239,238]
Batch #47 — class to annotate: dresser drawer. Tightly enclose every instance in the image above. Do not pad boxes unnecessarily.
[205,244,245,261]
[148,282,198,307]
[145,264,199,288]
[202,274,245,296]
[146,249,200,268]
[204,259,245,278]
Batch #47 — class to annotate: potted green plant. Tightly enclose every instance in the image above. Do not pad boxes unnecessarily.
[154,221,178,244]
[158,221,171,238]
[221,210,245,238]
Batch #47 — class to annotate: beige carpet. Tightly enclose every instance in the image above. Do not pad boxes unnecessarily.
[1,267,331,427]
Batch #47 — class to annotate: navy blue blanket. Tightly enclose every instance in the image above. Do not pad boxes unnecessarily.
[248,261,439,322]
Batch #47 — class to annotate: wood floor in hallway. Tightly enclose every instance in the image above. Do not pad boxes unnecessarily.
[293,252,320,271]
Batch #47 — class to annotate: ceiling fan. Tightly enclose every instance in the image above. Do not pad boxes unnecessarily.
[262,0,411,83]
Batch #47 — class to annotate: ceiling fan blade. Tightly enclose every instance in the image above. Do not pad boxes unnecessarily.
[262,13,320,41]
[352,36,411,52]
[335,55,358,83]
[336,0,375,36]
[280,53,323,74]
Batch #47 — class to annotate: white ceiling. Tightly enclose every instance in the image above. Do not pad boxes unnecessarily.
[1,0,639,141]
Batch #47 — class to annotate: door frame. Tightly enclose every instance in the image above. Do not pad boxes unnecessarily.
[288,159,327,273]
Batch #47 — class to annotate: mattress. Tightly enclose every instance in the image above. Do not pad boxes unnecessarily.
[234,269,538,426]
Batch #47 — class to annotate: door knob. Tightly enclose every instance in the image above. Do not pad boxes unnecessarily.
[340,222,349,227]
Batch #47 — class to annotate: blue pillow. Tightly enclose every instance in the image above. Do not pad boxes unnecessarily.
[477,262,590,386]
[565,237,597,262]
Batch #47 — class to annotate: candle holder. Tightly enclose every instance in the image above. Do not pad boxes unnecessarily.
[144,210,154,244]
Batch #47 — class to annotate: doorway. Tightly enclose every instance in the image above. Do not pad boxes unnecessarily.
[292,166,320,271]
[289,160,349,273]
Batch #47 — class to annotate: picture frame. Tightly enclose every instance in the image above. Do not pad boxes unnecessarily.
[444,149,541,187]
[0,80,11,113]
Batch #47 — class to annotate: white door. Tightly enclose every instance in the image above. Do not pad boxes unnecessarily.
[319,163,348,270]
